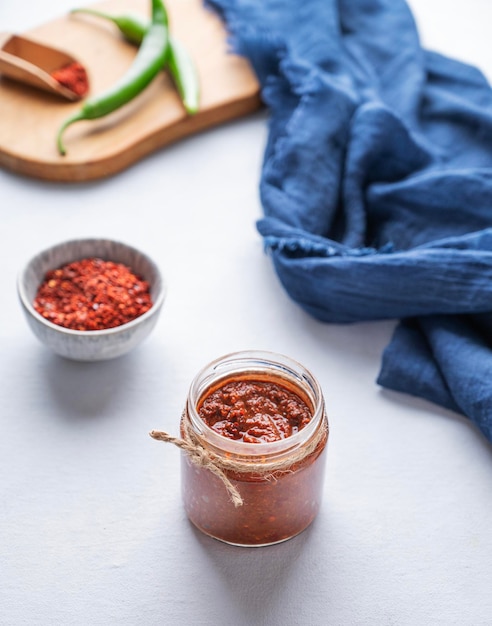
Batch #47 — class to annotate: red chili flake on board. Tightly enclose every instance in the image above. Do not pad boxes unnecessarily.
[50,62,89,97]
[33,257,152,331]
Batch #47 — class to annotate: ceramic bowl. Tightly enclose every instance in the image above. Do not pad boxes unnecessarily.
[17,238,166,361]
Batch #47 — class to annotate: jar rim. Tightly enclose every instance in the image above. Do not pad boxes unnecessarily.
[186,350,326,459]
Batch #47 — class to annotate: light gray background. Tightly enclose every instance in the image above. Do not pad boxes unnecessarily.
[1,1,491,624]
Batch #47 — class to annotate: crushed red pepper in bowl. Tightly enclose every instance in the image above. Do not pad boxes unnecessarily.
[18,238,165,361]
[33,257,153,331]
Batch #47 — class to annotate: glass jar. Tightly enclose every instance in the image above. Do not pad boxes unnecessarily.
[181,350,329,547]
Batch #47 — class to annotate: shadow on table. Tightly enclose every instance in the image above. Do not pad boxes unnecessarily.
[380,387,492,458]
[36,347,159,421]
[188,517,330,623]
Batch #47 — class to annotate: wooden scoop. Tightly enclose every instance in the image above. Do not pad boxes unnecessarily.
[0,32,88,101]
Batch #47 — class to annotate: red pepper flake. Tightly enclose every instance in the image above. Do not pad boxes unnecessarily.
[33,257,152,331]
[50,62,89,97]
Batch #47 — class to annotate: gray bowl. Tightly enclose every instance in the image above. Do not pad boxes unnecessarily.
[17,238,166,361]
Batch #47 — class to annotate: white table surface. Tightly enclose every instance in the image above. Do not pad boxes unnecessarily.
[1,1,492,625]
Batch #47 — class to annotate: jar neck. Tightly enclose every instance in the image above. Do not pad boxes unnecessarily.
[186,350,326,464]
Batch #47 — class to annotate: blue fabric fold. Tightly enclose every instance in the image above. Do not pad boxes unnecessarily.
[206,0,492,443]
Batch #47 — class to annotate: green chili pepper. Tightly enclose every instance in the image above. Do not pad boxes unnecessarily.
[166,37,200,116]
[71,6,200,116]
[57,0,169,155]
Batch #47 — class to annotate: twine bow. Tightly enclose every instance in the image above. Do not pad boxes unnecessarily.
[149,427,244,507]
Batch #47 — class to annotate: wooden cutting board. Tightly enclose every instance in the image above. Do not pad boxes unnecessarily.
[0,0,261,182]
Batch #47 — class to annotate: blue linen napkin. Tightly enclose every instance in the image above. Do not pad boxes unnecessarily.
[206,0,492,443]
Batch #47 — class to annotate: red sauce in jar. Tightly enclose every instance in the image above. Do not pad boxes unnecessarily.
[198,379,312,443]
[182,371,328,546]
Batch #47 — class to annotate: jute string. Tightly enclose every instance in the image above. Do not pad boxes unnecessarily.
[150,408,328,508]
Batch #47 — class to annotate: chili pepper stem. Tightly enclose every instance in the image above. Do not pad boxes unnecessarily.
[56,112,86,156]
[70,8,148,45]
[71,8,109,19]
